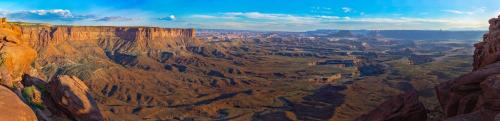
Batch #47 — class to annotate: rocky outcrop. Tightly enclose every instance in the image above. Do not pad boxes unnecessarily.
[0,86,38,121]
[473,15,500,70]
[19,25,197,51]
[49,75,104,121]
[1,18,107,121]
[354,91,427,121]
[436,15,500,121]
[356,15,500,121]
[0,18,37,88]
[18,25,200,68]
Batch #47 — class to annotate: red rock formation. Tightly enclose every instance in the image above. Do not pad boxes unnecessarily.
[435,15,500,121]
[0,18,37,88]
[473,15,500,70]
[354,91,427,121]
[18,25,200,66]
[19,26,196,51]
[356,15,500,121]
[0,86,38,121]
[49,75,104,121]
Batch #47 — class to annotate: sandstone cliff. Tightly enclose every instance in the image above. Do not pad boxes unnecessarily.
[19,26,196,50]
[1,18,107,121]
[7,19,254,120]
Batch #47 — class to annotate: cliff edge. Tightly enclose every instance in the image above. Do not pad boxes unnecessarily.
[356,15,500,121]
[1,18,105,121]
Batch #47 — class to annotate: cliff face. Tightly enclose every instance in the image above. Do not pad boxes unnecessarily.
[9,22,250,121]
[474,16,500,70]
[19,26,196,51]
[435,15,500,121]
[16,25,201,69]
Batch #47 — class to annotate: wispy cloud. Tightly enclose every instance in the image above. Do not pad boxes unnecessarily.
[443,7,486,15]
[158,15,176,21]
[192,12,348,25]
[3,9,96,21]
[95,16,136,21]
[443,10,470,15]
[188,12,488,31]
[310,6,333,14]
[342,7,352,13]
[0,9,148,23]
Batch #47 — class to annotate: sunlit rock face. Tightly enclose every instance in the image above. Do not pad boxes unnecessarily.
[0,18,38,121]
[49,75,104,121]
[473,15,500,70]
[0,86,38,121]
[0,18,37,88]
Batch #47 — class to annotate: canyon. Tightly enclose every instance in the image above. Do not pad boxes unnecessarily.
[0,14,496,121]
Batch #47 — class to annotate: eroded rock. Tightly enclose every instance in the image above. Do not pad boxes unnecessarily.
[49,75,104,121]
[0,18,37,88]
[354,91,427,121]
[0,85,38,121]
[435,15,500,121]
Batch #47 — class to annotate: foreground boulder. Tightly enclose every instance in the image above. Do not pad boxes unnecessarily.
[436,62,500,117]
[355,91,427,121]
[49,75,104,121]
[0,86,38,121]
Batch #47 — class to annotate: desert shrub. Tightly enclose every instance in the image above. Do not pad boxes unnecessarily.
[22,86,45,109]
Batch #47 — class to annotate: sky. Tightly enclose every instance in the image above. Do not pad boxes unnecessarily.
[0,0,499,31]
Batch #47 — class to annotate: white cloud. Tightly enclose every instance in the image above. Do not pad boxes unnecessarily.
[95,16,136,21]
[0,9,151,23]
[443,10,467,14]
[443,7,486,15]
[187,12,489,31]
[191,15,217,19]
[29,9,71,17]
[342,7,352,13]
[193,12,333,24]
[158,15,176,21]
[5,9,96,21]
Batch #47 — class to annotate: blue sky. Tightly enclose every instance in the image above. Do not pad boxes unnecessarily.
[0,0,499,31]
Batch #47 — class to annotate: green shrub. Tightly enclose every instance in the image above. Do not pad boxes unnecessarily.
[22,86,45,109]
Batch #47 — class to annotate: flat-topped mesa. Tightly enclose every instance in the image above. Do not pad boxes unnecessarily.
[18,25,198,51]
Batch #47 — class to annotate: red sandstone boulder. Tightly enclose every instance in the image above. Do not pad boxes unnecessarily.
[0,86,38,121]
[354,91,427,121]
[49,75,104,121]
